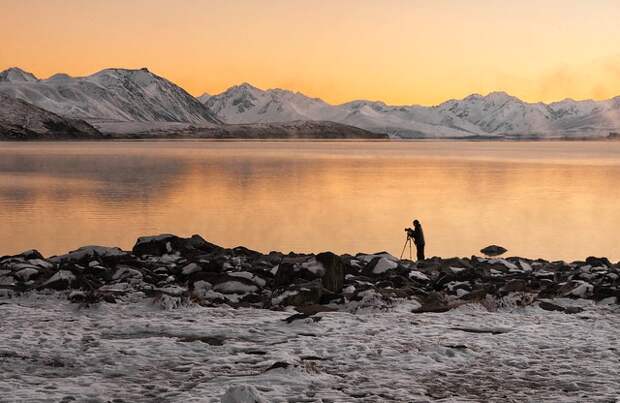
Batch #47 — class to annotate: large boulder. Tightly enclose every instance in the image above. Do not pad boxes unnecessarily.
[50,245,128,266]
[273,253,344,293]
[132,234,220,257]
[315,252,344,293]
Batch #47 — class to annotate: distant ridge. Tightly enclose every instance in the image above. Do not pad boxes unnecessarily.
[204,83,620,138]
[2,66,620,139]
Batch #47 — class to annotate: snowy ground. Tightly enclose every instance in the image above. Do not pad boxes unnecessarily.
[1,295,619,402]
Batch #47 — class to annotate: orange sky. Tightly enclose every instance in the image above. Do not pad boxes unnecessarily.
[2,0,620,105]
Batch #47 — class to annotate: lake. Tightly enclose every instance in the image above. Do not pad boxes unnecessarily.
[1,140,619,261]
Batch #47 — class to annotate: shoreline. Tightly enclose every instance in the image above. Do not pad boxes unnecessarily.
[2,234,618,312]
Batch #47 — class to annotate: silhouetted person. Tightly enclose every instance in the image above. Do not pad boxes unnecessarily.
[412,219,425,260]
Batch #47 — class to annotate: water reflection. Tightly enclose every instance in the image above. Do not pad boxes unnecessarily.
[0,141,619,261]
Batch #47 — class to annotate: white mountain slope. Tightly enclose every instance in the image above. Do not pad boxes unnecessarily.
[205,85,620,138]
[0,67,220,125]
[0,93,100,139]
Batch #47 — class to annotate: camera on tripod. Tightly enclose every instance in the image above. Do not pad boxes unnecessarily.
[404,227,414,238]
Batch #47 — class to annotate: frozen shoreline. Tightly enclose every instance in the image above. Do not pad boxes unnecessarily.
[1,294,619,402]
[1,233,620,401]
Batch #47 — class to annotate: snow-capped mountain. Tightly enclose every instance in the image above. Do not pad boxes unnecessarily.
[0,93,100,139]
[0,67,220,124]
[205,85,620,138]
[0,67,38,83]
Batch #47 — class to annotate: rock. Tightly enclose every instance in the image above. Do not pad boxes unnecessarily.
[585,256,612,268]
[221,385,266,403]
[14,267,40,282]
[272,280,322,307]
[539,301,584,314]
[39,270,76,290]
[364,257,398,275]
[227,271,267,287]
[315,252,344,293]
[181,263,202,276]
[132,234,220,257]
[539,301,566,312]
[273,256,320,286]
[499,279,529,295]
[212,280,259,294]
[480,245,507,257]
[50,246,128,265]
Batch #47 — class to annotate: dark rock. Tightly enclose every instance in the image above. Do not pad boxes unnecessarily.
[272,280,322,307]
[315,252,344,293]
[585,256,612,268]
[132,234,220,257]
[499,279,529,295]
[265,362,290,372]
[37,270,76,290]
[50,246,129,266]
[539,301,566,312]
[480,245,507,257]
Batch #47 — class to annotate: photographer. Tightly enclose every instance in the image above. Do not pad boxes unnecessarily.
[406,219,425,261]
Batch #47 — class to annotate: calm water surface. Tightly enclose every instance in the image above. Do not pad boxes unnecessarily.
[1,141,619,261]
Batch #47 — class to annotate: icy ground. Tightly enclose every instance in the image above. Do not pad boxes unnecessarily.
[1,296,619,402]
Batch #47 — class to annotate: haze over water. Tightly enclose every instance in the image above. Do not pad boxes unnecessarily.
[1,141,619,262]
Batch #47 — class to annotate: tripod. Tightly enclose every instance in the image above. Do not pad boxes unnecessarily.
[400,235,413,260]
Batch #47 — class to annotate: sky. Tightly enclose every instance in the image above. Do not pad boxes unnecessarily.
[1,0,620,105]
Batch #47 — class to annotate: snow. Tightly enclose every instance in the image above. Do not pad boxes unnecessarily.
[13,267,39,281]
[0,67,219,125]
[371,257,398,274]
[41,270,75,287]
[221,385,266,403]
[409,271,430,281]
[300,258,325,276]
[4,295,616,401]
[204,83,620,138]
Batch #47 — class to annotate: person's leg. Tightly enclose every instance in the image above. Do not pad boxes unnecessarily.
[417,244,425,261]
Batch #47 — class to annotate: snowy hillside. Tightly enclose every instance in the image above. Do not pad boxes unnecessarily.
[0,94,100,139]
[205,85,620,138]
[0,67,220,125]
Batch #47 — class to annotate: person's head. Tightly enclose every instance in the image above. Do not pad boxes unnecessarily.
[413,219,420,227]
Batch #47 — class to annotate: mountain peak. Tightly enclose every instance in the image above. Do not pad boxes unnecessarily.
[483,91,518,103]
[0,67,38,83]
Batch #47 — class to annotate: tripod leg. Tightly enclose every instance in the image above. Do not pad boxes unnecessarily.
[409,239,413,260]
[400,237,409,260]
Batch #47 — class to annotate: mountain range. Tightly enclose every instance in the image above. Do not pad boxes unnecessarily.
[1,66,620,139]
[204,83,620,139]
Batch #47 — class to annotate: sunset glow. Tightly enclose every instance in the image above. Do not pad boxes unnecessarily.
[2,0,620,105]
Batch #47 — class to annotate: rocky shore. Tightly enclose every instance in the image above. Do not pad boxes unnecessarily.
[1,234,618,313]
